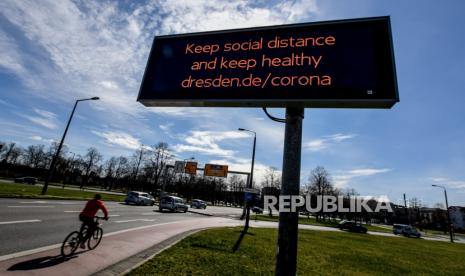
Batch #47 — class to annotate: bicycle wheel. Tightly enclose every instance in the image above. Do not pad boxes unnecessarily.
[87,227,103,250]
[61,231,80,257]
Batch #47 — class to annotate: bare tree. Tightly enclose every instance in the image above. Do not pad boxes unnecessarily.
[129,146,148,186]
[143,142,173,190]
[305,166,335,221]
[80,147,102,189]
[1,142,17,163]
[261,166,281,189]
[23,144,46,168]
[229,175,246,206]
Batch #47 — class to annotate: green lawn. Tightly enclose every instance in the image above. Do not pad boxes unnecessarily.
[129,227,465,275]
[0,182,125,202]
[253,214,392,233]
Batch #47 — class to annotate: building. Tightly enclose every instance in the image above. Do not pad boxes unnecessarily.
[449,206,465,230]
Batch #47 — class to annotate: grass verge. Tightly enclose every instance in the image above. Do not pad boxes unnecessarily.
[0,182,125,202]
[253,214,392,233]
[128,227,465,275]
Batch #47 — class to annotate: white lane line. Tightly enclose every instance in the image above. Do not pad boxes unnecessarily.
[0,219,41,225]
[0,220,185,262]
[19,201,49,204]
[109,214,120,217]
[113,219,156,223]
[8,206,55,208]
[140,212,160,215]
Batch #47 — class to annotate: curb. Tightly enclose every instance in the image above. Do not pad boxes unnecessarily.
[187,209,214,216]
[93,228,206,275]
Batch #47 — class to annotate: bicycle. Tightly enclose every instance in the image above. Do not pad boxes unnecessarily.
[61,216,106,257]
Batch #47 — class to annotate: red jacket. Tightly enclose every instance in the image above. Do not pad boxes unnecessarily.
[80,199,109,218]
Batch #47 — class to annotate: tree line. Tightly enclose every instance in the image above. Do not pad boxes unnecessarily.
[0,140,451,231]
[0,140,254,205]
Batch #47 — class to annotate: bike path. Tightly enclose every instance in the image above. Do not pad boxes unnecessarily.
[0,217,241,275]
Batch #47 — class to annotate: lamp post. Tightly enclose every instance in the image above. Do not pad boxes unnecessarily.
[238,128,256,230]
[432,184,454,242]
[41,97,100,195]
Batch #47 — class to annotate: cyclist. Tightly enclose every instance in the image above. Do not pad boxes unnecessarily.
[79,194,108,249]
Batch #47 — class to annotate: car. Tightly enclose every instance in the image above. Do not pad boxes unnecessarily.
[402,225,421,238]
[338,220,368,233]
[190,199,207,209]
[14,177,37,185]
[159,196,188,213]
[252,206,263,214]
[393,224,409,235]
[125,191,155,206]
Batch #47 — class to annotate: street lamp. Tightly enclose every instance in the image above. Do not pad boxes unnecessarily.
[238,128,256,230]
[41,97,100,195]
[432,184,454,242]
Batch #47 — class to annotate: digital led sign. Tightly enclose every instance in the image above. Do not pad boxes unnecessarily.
[137,16,398,108]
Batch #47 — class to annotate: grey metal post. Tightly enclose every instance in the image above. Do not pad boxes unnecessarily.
[41,97,99,195]
[275,107,304,276]
[444,189,454,243]
[432,184,454,243]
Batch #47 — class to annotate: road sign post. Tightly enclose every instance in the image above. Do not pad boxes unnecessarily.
[275,107,304,276]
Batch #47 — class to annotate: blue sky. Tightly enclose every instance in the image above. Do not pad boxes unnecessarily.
[1,0,464,206]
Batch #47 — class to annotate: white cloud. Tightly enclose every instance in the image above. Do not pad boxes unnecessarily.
[29,135,55,143]
[0,0,319,118]
[92,130,141,150]
[333,168,391,189]
[22,108,58,129]
[304,133,356,152]
[173,130,250,157]
[159,123,174,131]
[156,0,319,34]
[431,177,465,189]
[0,28,25,74]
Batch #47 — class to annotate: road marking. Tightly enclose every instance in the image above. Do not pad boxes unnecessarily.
[0,220,193,262]
[0,219,41,225]
[19,201,49,204]
[64,211,80,213]
[8,206,55,208]
[109,214,120,217]
[140,212,160,215]
[113,219,156,223]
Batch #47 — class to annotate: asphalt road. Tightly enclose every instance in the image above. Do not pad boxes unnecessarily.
[0,198,209,256]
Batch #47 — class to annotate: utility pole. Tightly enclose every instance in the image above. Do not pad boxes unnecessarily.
[432,185,454,242]
[403,193,410,225]
[275,107,304,276]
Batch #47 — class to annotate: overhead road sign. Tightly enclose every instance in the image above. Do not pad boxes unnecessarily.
[185,161,198,175]
[204,164,228,177]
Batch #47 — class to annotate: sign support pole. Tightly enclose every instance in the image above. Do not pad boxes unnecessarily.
[275,107,304,276]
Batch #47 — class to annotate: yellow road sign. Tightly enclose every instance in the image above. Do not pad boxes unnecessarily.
[204,164,228,177]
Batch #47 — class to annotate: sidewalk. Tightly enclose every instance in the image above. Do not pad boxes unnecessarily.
[1,218,462,275]
[0,217,241,275]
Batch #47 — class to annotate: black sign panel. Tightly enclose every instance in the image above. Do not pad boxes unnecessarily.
[138,16,398,108]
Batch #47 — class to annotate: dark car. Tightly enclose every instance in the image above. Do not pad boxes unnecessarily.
[14,177,37,185]
[338,220,367,233]
[252,206,263,214]
[190,199,207,209]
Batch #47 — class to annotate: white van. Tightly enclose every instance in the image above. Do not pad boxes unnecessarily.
[159,196,188,213]
[125,191,155,206]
